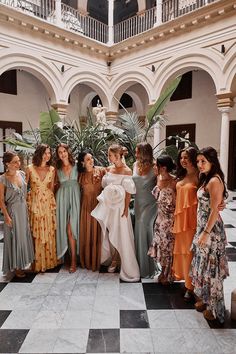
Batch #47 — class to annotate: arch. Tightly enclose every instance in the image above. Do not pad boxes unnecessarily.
[110,72,152,111]
[63,72,110,108]
[0,50,61,103]
[125,91,145,115]
[154,52,221,98]
[80,91,99,116]
[222,53,236,95]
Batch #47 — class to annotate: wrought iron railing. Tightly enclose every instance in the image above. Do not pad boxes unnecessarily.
[0,0,217,44]
[114,7,156,43]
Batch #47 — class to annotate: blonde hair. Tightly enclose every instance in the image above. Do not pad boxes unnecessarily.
[136,142,153,172]
[108,144,128,157]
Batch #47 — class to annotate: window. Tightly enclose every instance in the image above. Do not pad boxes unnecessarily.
[0,70,17,95]
[0,121,22,173]
[92,95,103,107]
[170,71,192,101]
[119,93,133,109]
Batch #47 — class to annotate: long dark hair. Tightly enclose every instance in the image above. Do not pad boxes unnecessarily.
[77,150,93,173]
[156,154,175,173]
[55,143,75,169]
[2,151,17,170]
[32,144,52,166]
[198,146,228,198]
[176,146,198,179]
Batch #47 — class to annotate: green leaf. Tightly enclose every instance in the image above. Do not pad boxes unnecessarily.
[39,109,63,146]
[146,76,182,123]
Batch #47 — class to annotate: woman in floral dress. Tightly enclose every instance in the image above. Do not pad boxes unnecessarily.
[26,144,57,272]
[148,155,176,284]
[191,146,229,323]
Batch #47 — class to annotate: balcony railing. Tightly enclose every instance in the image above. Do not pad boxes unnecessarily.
[0,0,108,43]
[0,0,217,44]
[114,7,156,43]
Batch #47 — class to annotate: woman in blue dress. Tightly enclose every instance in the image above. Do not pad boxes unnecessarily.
[191,146,229,323]
[0,151,34,277]
[55,143,80,273]
[133,142,157,278]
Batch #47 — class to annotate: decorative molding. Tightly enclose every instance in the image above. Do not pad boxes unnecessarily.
[216,93,234,108]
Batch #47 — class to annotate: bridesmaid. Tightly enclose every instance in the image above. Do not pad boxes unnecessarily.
[55,143,80,273]
[133,142,157,278]
[26,144,57,273]
[77,151,106,271]
[0,152,34,277]
[172,147,198,300]
[148,155,176,284]
[191,147,229,322]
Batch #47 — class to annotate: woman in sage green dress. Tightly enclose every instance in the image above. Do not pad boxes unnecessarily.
[133,142,157,278]
[55,143,80,273]
[0,151,34,277]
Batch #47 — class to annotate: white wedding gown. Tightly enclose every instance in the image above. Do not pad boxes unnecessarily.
[91,172,140,282]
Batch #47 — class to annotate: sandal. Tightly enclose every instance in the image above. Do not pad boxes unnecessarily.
[69,264,76,273]
[194,300,206,312]
[183,289,194,302]
[15,270,26,278]
[203,309,216,321]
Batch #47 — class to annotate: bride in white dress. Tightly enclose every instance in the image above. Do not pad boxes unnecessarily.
[91,144,140,282]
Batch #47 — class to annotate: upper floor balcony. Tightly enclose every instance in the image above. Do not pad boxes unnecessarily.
[0,0,218,44]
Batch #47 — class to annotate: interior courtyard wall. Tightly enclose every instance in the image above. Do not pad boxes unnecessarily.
[0,71,50,129]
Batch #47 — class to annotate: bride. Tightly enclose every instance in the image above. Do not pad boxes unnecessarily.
[91,144,140,282]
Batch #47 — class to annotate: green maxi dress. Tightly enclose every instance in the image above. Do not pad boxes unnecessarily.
[56,165,80,259]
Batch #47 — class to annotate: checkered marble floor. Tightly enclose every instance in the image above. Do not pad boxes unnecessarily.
[0,198,236,353]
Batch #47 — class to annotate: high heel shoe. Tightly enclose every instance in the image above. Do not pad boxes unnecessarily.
[15,270,26,278]
[194,300,206,312]
[108,261,117,273]
[69,263,76,273]
[203,309,216,321]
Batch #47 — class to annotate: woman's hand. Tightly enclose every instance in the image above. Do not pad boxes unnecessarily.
[218,200,226,211]
[5,215,12,227]
[197,231,210,248]
[122,207,128,218]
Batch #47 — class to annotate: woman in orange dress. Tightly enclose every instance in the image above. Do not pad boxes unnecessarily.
[77,151,106,271]
[26,144,57,272]
[172,147,198,300]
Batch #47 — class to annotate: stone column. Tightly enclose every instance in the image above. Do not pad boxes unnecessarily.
[216,93,234,183]
[55,0,62,26]
[106,111,117,125]
[51,103,68,124]
[107,0,114,45]
[154,0,163,27]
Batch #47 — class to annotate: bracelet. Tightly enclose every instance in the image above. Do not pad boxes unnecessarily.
[204,229,210,234]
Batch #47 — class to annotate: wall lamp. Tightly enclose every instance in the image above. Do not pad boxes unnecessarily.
[221,44,225,54]
[151,64,156,73]
[61,65,65,73]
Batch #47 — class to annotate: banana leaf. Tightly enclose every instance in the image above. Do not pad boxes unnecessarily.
[39,109,63,146]
[146,76,182,126]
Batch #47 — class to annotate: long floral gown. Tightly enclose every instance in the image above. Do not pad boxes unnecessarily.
[27,165,57,272]
[191,188,229,323]
[148,184,176,282]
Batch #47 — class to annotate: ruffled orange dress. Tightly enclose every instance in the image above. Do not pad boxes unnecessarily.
[27,165,57,272]
[172,181,198,290]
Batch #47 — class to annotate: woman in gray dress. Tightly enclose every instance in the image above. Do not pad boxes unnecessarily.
[0,151,34,277]
[133,142,157,278]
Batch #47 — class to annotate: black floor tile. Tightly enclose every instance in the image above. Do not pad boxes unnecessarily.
[169,294,195,309]
[120,310,149,328]
[0,329,29,353]
[0,238,3,243]
[206,310,236,329]
[166,282,186,295]
[87,329,120,353]
[10,272,37,283]
[229,242,236,247]
[99,265,108,273]
[225,224,235,228]
[226,247,236,261]
[144,293,172,309]
[45,264,62,273]
[142,283,169,295]
[230,209,236,211]
[0,282,7,293]
[120,278,141,283]
[0,310,11,327]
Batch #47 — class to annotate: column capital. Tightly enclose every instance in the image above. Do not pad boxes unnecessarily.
[51,103,68,120]
[216,92,234,109]
[106,111,117,124]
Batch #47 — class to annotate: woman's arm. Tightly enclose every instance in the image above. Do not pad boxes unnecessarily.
[49,167,55,191]
[122,191,131,218]
[0,182,12,227]
[198,177,223,247]
[25,166,30,185]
